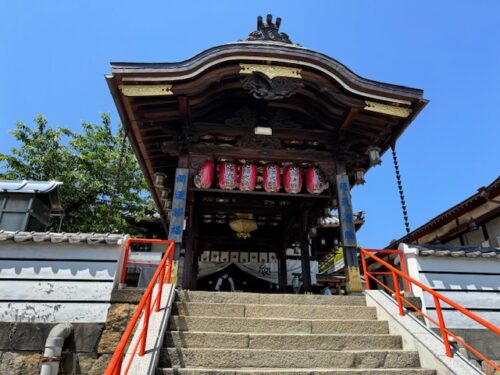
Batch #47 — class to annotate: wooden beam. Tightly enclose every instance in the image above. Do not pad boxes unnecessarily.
[190,145,335,164]
[191,122,335,143]
[192,187,330,199]
[338,108,358,139]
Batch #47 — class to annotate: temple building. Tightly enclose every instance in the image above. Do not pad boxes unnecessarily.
[106,15,428,293]
[390,176,500,248]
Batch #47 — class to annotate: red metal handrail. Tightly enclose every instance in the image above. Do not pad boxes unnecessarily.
[361,248,500,371]
[361,248,412,292]
[105,238,175,375]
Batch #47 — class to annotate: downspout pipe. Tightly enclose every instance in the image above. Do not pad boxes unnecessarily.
[40,323,74,375]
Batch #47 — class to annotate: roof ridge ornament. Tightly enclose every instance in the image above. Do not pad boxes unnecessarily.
[246,14,292,44]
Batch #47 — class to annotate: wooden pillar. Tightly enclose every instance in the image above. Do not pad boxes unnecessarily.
[335,161,363,293]
[190,233,199,289]
[278,244,288,292]
[300,210,312,293]
[182,196,195,289]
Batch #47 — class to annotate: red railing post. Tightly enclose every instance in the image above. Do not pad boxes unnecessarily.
[392,269,404,316]
[155,265,166,312]
[114,357,122,375]
[166,251,174,284]
[360,250,371,290]
[120,239,131,284]
[139,292,152,356]
[433,295,453,357]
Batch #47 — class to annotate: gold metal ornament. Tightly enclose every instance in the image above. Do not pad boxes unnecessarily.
[364,101,412,118]
[239,64,302,79]
[119,84,173,97]
[229,213,258,239]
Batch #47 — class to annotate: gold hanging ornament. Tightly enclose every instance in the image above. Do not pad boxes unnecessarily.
[229,213,258,239]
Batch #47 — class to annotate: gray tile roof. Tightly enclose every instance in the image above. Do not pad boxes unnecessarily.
[0,180,62,194]
[411,244,500,259]
[0,231,125,245]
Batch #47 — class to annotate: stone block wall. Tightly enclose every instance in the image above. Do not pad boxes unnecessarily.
[0,288,143,374]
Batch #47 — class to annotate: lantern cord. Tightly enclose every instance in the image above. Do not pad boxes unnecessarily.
[391,144,411,234]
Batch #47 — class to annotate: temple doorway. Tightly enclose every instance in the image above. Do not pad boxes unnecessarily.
[196,263,278,293]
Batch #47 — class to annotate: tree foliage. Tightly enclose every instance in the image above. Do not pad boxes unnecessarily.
[0,114,154,234]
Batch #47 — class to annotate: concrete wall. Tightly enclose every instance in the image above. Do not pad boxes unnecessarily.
[0,240,125,323]
[402,243,500,329]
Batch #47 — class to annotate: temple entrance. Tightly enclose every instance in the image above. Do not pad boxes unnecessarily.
[196,263,278,293]
[107,15,426,294]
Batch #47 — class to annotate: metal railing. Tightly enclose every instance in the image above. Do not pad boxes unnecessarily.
[360,248,500,372]
[105,238,175,375]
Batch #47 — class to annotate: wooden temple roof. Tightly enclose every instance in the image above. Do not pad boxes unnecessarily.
[388,176,500,248]
[106,16,428,228]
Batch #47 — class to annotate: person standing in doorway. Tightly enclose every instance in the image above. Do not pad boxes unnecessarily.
[215,273,235,292]
[322,284,333,296]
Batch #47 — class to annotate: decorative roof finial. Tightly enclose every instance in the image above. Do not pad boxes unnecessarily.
[247,14,292,44]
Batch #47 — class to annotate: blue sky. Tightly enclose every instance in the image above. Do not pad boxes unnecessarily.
[1,1,499,247]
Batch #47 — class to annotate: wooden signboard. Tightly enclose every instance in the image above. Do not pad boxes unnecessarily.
[336,174,357,247]
[168,168,189,243]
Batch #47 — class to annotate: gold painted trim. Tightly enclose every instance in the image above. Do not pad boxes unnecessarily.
[119,84,173,97]
[114,55,412,105]
[364,101,412,118]
[240,63,301,79]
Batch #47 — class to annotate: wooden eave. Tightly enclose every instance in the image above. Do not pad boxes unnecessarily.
[107,41,428,227]
[388,176,500,248]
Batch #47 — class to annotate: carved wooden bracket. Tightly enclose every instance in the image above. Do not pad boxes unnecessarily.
[241,73,304,101]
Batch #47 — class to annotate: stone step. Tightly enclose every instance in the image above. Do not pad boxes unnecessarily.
[173,302,377,320]
[169,316,389,335]
[157,368,436,375]
[158,348,422,369]
[176,291,366,306]
[165,332,402,350]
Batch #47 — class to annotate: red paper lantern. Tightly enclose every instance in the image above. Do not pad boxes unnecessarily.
[283,164,303,193]
[218,161,238,190]
[238,162,257,191]
[193,160,214,189]
[305,166,328,194]
[263,163,281,192]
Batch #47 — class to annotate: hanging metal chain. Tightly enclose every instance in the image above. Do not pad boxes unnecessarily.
[391,144,411,234]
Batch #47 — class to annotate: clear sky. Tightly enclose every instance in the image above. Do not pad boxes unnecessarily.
[1,1,499,247]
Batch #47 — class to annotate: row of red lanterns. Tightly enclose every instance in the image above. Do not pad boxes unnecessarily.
[194,161,329,194]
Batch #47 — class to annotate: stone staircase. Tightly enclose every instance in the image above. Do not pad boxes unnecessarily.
[157,291,435,374]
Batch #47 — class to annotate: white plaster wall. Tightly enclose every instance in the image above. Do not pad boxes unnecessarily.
[401,243,500,329]
[0,240,125,323]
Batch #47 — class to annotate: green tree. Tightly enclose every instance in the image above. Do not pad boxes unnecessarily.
[0,114,154,234]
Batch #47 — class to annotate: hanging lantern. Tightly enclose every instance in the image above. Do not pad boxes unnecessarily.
[354,168,366,185]
[162,199,171,210]
[194,160,214,189]
[305,166,328,194]
[367,147,382,166]
[229,213,258,239]
[263,163,281,192]
[283,164,303,193]
[218,161,238,190]
[154,173,166,187]
[160,189,169,199]
[238,162,257,191]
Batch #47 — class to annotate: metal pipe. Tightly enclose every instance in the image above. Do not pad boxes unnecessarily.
[40,323,73,375]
